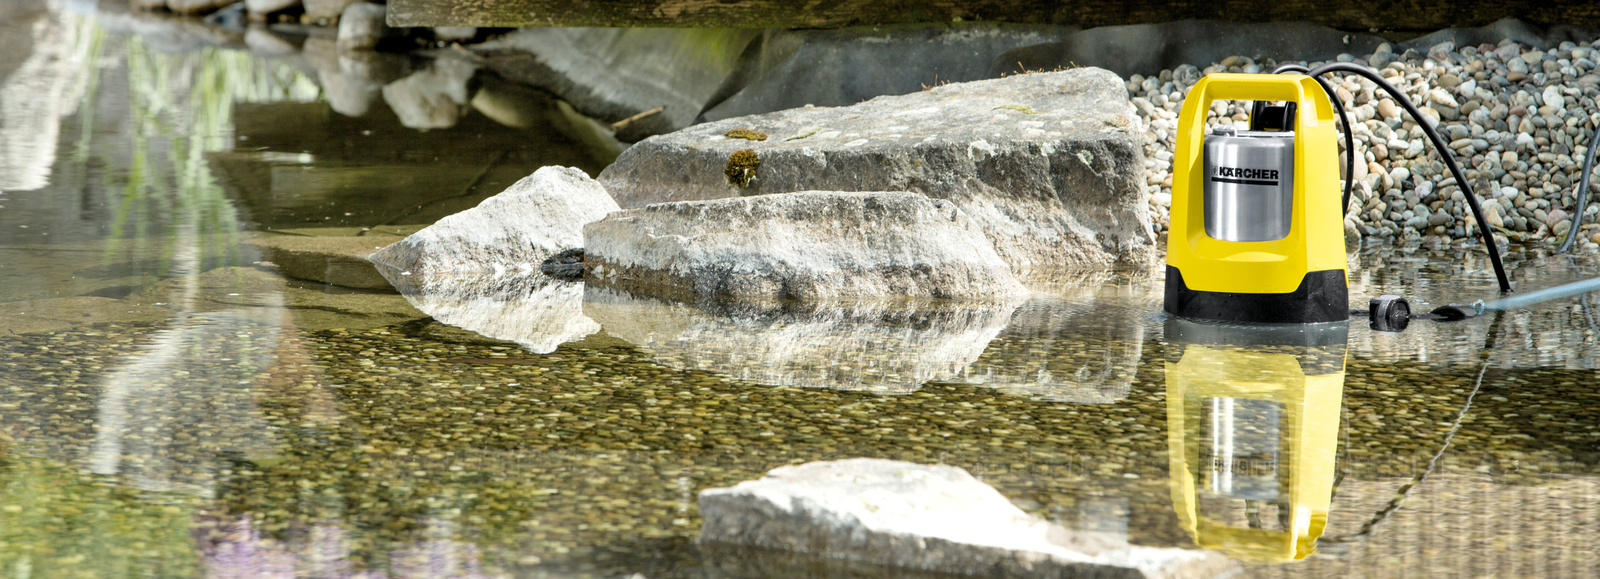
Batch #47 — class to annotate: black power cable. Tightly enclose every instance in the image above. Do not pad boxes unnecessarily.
[1262,62,1512,293]
[1270,64,1356,214]
[1560,122,1599,253]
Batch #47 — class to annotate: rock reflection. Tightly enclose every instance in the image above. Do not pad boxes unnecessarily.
[378,266,598,354]
[699,458,1235,578]
[1164,319,1347,562]
[585,287,1020,393]
[88,309,286,496]
[0,0,89,193]
[963,280,1156,403]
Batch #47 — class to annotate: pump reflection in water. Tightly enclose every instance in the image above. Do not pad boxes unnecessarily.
[1164,319,1346,562]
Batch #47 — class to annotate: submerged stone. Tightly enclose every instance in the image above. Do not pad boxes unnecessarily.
[584,286,1017,394]
[599,68,1154,273]
[700,458,1236,578]
[244,232,398,290]
[583,191,1028,300]
[368,165,620,277]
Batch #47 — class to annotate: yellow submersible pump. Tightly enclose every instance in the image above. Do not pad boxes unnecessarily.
[1165,64,1520,326]
[1165,74,1349,324]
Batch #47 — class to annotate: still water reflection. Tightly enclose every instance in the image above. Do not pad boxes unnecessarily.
[2,5,1600,579]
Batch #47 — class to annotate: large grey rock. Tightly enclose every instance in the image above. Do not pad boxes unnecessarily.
[584,191,1027,300]
[700,458,1237,578]
[369,166,620,276]
[377,268,597,354]
[584,287,1017,394]
[598,68,1153,273]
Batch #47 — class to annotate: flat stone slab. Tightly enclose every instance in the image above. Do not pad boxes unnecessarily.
[369,165,620,277]
[244,232,401,290]
[584,286,1017,393]
[0,297,171,336]
[599,67,1154,273]
[583,191,1028,301]
[699,458,1236,578]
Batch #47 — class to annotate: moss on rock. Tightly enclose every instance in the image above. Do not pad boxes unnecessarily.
[724,128,768,141]
[725,149,760,187]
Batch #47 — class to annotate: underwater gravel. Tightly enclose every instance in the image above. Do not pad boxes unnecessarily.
[1,300,1596,577]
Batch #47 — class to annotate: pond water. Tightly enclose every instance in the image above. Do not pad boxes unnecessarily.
[4,7,1600,579]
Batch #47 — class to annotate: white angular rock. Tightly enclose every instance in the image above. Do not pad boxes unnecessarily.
[700,458,1236,578]
[598,68,1154,273]
[369,166,620,276]
[583,191,1028,300]
[584,287,1017,393]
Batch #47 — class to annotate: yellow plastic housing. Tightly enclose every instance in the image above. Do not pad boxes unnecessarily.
[1168,73,1347,294]
[1166,345,1345,562]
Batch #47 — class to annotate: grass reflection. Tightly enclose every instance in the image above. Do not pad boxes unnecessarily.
[100,31,319,282]
[0,452,202,579]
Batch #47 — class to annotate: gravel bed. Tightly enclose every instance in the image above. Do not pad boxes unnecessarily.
[1129,38,1600,251]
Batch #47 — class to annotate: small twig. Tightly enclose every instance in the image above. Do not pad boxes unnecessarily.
[610,106,664,132]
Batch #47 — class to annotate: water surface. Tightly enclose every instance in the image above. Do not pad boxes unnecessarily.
[2,8,1599,579]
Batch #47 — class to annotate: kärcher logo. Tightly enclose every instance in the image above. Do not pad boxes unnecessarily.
[1214,166,1279,181]
[1211,166,1281,186]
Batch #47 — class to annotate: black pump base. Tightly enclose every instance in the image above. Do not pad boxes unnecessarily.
[1164,266,1349,324]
